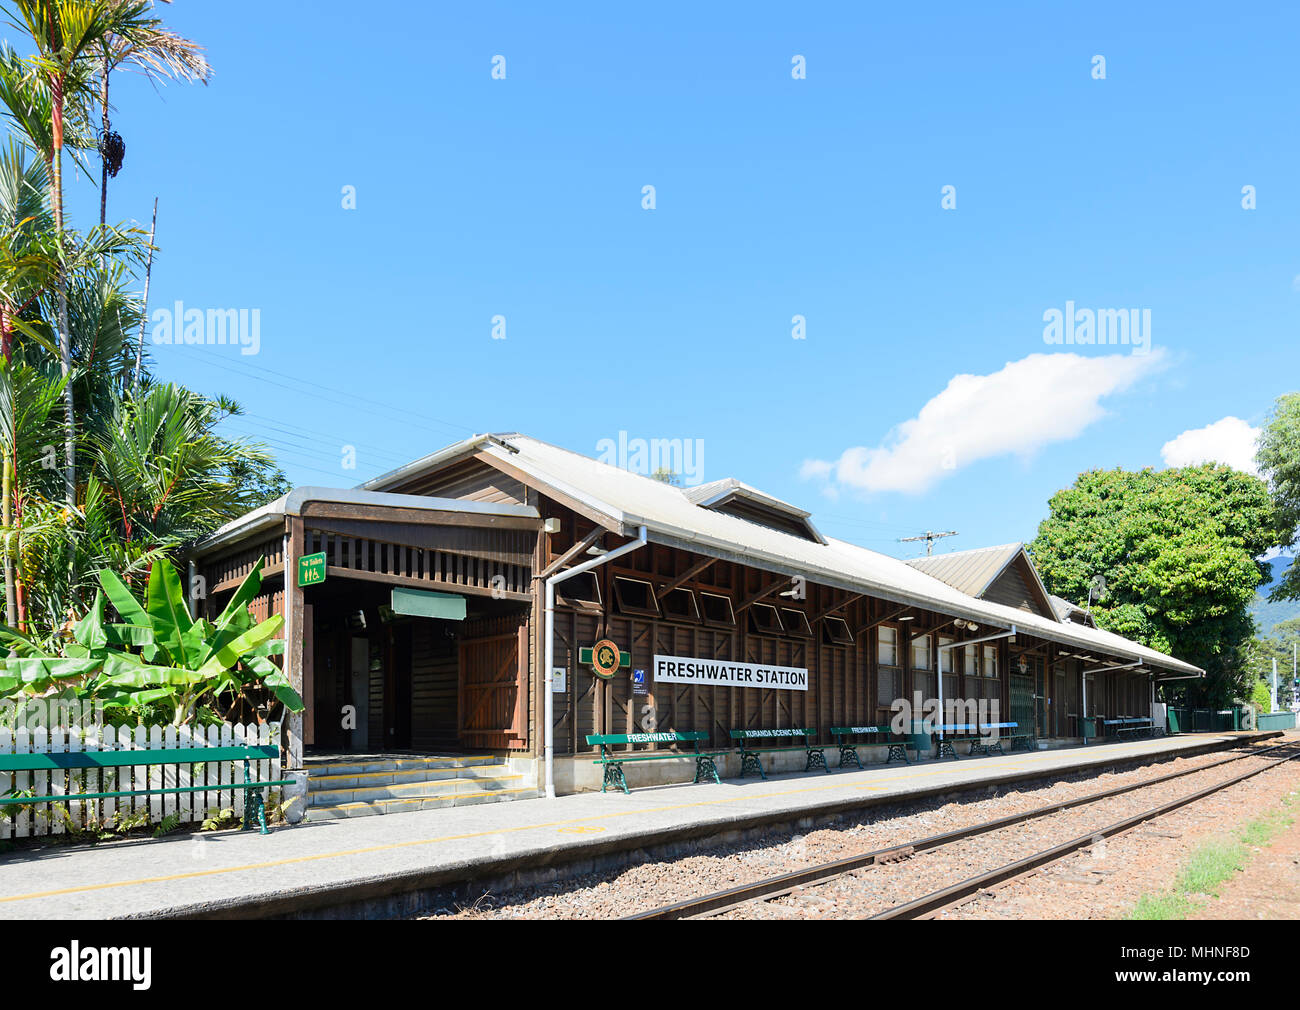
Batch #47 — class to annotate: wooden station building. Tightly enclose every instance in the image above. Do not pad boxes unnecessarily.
[190,432,1204,797]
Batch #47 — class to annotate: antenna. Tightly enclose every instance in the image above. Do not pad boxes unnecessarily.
[899,530,959,556]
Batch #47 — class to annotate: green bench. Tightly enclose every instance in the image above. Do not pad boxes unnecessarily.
[729,728,828,779]
[968,720,1020,755]
[0,744,289,835]
[586,731,724,794]
[934,723,980,760]
[829,726,914,767]
[1107,716,1155,740]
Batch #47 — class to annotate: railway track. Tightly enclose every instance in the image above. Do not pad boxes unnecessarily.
[626,741,1300,920]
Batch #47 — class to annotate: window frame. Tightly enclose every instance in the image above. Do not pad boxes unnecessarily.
[659,586,701,623]
[699,591,738,629]
[780,607,813,638]
[748,602,786,635]
[823,615,854,646]
[612,575,661,618]
[555,571,602,610]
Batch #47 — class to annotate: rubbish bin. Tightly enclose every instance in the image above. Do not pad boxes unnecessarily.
[908,722,932,759]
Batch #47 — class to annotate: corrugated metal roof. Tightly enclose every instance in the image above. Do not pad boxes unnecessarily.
[905,544,1024,597]
[379,434,1199,676]
[191,486,539,556]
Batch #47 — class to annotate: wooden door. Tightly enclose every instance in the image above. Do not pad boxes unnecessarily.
[384,623,412,750]
[458,620,529,749]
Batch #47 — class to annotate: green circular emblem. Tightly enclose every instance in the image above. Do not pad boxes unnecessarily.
[592,638,621,679]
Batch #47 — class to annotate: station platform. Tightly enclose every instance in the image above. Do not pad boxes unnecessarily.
[0,732,1278,919]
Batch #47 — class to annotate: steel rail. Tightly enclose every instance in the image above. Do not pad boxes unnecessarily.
[871,745,1300,919]
[625,741,1293,920]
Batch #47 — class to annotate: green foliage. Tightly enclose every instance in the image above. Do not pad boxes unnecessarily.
[201,806,237,832]
[0,555,302,725]
[1029,465,1281,706]
[1249,679,1272,714]
[1256,392,1300,601]
[1248,615,1299,709]
[152,812,180,837]
[0,4,281,683]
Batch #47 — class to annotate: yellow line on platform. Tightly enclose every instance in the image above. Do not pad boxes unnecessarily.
[0,738,1208,908]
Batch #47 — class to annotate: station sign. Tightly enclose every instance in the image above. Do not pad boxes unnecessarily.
[652,654,808,691]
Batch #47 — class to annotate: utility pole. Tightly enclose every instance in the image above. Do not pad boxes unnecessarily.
[899,530,958,556]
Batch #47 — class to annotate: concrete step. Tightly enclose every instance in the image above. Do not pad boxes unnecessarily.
[303,754,499,778]
[306,773,526,807]
[307,763,510,792]
[305,782,536,820]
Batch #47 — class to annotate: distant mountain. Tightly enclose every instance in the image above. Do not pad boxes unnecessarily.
[1252,557,1300,635]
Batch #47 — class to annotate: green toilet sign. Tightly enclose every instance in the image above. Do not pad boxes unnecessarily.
[297,552,327,587]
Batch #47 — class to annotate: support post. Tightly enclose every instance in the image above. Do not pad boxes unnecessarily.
[285,517,305,769]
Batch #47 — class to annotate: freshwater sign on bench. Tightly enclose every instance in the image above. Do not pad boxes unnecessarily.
[653,654,809,691]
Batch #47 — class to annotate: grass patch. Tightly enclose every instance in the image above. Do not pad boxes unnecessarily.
[1124,789,1298,920]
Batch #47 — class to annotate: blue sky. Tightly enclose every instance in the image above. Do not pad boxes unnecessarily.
[58,1,1300,558]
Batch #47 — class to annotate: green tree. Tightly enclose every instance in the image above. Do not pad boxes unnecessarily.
[1028,465,1281,706]
[1255,391,1300,601]
[1248,615,1299,709]
[2,0,179,510]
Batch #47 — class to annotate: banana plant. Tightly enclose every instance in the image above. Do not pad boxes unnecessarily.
[0,556,303,725]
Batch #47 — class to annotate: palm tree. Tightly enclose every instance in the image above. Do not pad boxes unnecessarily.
[0,138,59,627]
[1,0,176,515]
[94,1,210,229]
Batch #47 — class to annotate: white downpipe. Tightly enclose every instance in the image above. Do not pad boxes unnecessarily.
[935,626,1016,740]
[1082,668,1088,745]
[543,526,648,799]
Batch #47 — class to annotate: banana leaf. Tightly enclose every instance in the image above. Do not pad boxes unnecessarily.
[243,655,305,712]
[8,657,104,682]
[144,561,193,665]
[195,615,284,679]
[71,591,109,650]
[97,569,161,663]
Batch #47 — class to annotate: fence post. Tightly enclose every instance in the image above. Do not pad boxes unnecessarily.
[0,726,10,842]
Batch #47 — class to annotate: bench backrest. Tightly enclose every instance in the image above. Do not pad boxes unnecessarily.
[831,726,887,736]
[982,721,1017,730]
[585,731,708,747]
[938,724,977,732]
[729,728,815,741]
[0,745,277,773]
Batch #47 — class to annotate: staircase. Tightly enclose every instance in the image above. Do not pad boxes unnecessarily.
[304,754,534,820]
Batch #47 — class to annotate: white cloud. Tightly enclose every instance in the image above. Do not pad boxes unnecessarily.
[1160,416,1260,475]
[802,351,1165,496]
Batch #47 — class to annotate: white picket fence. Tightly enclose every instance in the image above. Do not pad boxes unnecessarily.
[0,722,281,840]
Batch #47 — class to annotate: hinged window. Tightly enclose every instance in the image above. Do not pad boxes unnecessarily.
[749,602,785,635]
[612,575,660,618]
[699,591,737,628]
[823,616,854,645]
[780,608,813,637]
[660,587,700,622]
[556,571,601,608]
